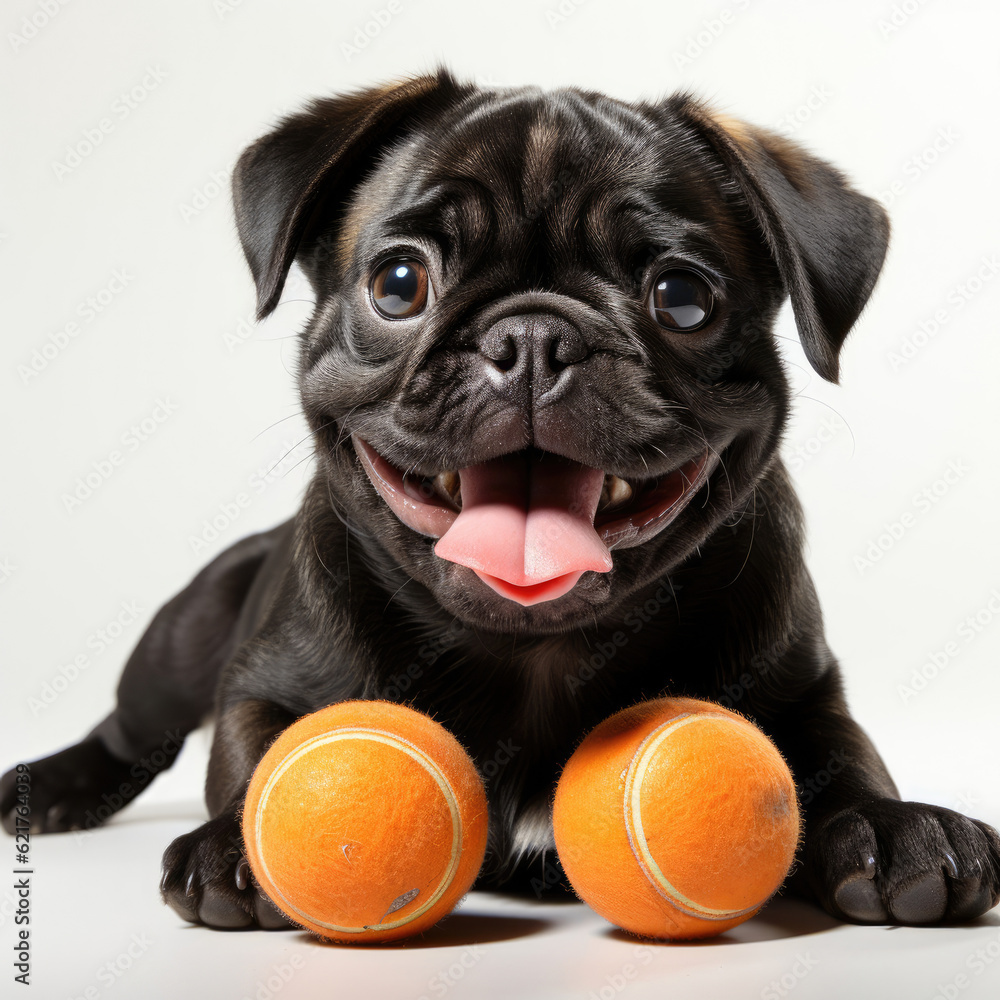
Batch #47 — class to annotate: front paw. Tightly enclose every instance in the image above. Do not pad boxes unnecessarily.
[806,799,1000,925]
[160,813,292,930]
[1,738,145,834]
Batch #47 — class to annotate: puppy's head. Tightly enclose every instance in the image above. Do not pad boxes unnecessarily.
[233,70,888,633]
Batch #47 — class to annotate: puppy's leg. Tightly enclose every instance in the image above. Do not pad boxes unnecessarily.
[0,524,290,835]
[160,699,296,929]
[768,669,1000,924]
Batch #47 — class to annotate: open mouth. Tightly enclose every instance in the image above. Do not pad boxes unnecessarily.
[353,435,712,607]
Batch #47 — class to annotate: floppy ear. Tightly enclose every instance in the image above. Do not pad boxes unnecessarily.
[233,69,470,319]
[678,100,890,383]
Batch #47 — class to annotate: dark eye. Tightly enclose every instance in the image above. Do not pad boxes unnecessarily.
[648,270,713,332]
[369,258,429,319]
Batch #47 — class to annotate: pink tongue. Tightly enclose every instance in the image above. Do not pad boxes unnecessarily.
[434,453,612,606]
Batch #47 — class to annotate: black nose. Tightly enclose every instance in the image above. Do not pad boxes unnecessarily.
[479,313,589,381]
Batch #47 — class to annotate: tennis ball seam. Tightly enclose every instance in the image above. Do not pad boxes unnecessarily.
[253,726,463,934]
[623,712,768,922]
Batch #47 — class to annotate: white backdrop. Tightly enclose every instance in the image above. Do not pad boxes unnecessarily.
[2,1,999,993]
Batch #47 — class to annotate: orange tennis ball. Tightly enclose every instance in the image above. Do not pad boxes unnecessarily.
[553,697,801,940]
[242,700,488,943]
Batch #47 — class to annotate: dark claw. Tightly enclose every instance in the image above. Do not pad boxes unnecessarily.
[46,803,70,832]
[2,738,162,835]
[161,813,293,930]
[235,857,250,890]
[807,799,1000,926]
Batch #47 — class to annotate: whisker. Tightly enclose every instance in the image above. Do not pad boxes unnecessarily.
[383,575,412,613]
[725,486,758,586]
[789,395,856,459]
[312,534,338,582]
[325,475,374,539]
[276,452,316,481]
[251,411,306,441]
[263,434,318,480]
[332,404,364,452]
[271,297,317,308]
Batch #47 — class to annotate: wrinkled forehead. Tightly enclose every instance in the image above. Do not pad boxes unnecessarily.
[341,88,739,275]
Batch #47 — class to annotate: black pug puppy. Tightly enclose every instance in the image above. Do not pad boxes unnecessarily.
[4,70,998,932]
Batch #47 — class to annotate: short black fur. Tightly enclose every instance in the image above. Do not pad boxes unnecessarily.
[4,69,998,931]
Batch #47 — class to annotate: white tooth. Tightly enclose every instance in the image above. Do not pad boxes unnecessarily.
[600,475,632,510]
